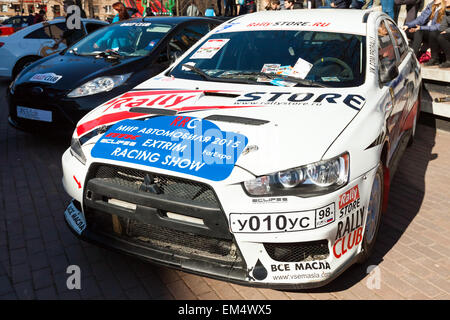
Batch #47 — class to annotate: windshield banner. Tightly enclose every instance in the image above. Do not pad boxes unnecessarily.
[91,116,248,181]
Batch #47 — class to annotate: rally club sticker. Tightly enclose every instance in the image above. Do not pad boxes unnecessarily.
[91,115,248,181]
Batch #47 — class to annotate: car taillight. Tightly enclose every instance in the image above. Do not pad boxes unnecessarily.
[0,42,4,48]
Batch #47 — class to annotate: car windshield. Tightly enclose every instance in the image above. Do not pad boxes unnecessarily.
[170,30,366,87]
[71,22,173,57]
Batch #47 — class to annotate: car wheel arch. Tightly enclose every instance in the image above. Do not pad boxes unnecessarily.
[12,55,41,79]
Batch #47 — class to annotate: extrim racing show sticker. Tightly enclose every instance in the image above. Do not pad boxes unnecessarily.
[91,115,248,181]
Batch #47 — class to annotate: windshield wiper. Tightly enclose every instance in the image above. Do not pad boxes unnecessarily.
[180,64,257,84]
[221,72,329,88]
[94,49,123,59]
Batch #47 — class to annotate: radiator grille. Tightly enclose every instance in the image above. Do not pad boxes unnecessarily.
[85,209,241,264]
[264,240,329,262]
[88,164,220,207]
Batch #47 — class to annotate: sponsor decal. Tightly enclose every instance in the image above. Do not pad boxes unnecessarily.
[29,73,62,84]
[91,116,248,181]
[230,203,334,233]
[333,210,365,258]
[248,259,268,281]
[339,185,360,210]
[272,271,332,281]
[64,202,86,235]
[269,262,332,281]
[235,92,366,110]
[271,261,331,272]
[103,90,201,111]
[246,21,330,28]
[120,22,151,27]
[368,35,376,74]
[252,197,288,204]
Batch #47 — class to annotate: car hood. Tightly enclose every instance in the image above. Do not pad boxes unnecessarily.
[77,77,367,177]
[16,53,142,90]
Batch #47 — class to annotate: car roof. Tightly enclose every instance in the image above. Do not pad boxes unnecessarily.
[223,9,372,36]
[9,18,108,39]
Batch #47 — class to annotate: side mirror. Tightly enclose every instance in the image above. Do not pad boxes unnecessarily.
[379,63,399,84]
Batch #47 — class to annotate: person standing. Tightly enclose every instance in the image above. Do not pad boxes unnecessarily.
[186,0,200,16]
[111,2,130,23]
[381,0,395,19]
[217,0,223,15]
[394,0,421,24]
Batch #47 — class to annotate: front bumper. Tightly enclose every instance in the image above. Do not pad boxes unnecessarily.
[7,83,129,132]
[62,148,378,289]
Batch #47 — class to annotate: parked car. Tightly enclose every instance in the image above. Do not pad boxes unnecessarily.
[8,17,221,132]
[61,9,422,289]
[0,18,108,80]
[0,15,30,36]
[0,15,11,23]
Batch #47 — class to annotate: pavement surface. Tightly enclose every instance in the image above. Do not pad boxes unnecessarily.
[0,80,449,300]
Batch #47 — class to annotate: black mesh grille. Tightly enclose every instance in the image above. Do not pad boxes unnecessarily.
[85,209,241,264]
[264,240,329,262]
[88,164,220,207]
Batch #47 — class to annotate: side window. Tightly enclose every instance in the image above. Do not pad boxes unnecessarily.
[385,20,408,62]
[158,24,211,64]
[24,26,52,39]
[377,20,396,72]
[51,22,85,46]
[86,23,105,34]
[170,24,210,53]
[49,23,66,40]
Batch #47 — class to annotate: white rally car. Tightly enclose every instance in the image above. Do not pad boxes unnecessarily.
[62,9,421,289]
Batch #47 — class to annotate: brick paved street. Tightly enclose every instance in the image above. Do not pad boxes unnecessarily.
[0,80,449,300]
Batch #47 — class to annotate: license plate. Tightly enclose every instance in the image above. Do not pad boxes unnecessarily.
[229,203,335,233]
[17,106,52,122]
[64,201,86,235]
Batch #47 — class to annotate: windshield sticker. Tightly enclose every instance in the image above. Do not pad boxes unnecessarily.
[147,39,159,48]
[270,79,296,87]
[120,22,151,27]
[291,57,313,79]
[269,66,296,87]
[321,76,340,82]
[91,116,248,181]
[258,64,280,82]
[190,39,230,59]
[29,73,62,84]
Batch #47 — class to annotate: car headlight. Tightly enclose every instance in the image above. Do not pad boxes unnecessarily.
[243,153,349,197]
[70,136,86,165]
[67,73,131,98]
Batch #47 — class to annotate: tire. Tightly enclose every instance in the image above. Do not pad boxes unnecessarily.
[12,56,40,80]
[358,163,384,264]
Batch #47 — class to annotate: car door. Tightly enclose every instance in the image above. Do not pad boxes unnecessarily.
[23,23,56,57]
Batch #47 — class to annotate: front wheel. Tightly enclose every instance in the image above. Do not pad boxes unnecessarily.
[358,163,384,263]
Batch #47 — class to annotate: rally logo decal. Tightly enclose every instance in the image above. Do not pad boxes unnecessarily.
[334,185,365,259]
[91,115,248,181]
